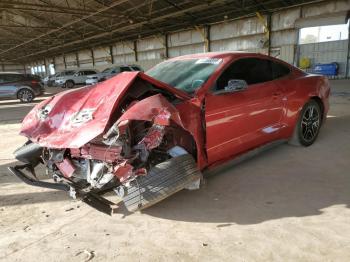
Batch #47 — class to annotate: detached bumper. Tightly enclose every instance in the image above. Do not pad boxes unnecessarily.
[8,164,70,191]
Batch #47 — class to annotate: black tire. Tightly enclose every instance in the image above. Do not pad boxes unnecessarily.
[289,100,322,147]
[17,88,34,103]
[121,154,201,212]
[65,80,74,88]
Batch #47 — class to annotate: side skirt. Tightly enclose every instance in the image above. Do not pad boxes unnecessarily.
[203,139,287,177]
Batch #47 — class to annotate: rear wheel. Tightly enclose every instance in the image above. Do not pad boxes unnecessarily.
[17,89,34,103]
[65,80,74,88]
[121,154,201,212]
[289,100,321,146]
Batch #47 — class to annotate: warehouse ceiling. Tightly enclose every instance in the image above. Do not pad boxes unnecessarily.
[0,0,321,63]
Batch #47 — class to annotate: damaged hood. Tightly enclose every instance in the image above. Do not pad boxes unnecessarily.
[20,72,190,148]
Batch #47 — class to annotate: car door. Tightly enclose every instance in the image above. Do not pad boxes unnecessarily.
[204,57,285,164]
[0,74,21,98]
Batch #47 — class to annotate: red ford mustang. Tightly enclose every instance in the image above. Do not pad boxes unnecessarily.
[9,52,330,214]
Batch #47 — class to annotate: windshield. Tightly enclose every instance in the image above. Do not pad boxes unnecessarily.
[146,58,222,93]
[102,68,113,73]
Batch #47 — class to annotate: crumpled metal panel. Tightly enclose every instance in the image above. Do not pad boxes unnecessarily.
[20,72,189,149]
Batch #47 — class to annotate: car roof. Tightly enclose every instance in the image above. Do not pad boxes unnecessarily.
[0,72,22,74]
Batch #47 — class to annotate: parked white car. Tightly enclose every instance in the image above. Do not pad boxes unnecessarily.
[85,65,143,85]
[55,69,99,88]
[43,70,76,87]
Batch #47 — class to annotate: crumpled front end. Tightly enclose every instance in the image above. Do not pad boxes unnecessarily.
[10,73,202,214]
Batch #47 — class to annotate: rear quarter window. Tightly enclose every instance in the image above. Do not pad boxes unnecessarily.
[271,61,291,79]
[1,74,24,83]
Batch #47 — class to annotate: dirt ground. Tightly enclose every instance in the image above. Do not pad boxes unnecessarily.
[0,81,350,262]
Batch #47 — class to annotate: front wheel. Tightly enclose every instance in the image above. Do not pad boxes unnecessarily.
[289,100,321,146]
[65,80,74,88]
[17,89,34,103]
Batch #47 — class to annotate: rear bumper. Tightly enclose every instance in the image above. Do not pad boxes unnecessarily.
[86,79,98,85]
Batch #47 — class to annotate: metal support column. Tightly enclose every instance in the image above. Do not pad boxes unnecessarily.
[109,45,114,64]
[91,49,95,67]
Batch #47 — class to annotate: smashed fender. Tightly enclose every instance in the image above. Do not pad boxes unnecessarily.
[20,72,189,149]
[116,94,184,127]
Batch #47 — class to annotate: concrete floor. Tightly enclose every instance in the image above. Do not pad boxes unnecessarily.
[0,80,349,261]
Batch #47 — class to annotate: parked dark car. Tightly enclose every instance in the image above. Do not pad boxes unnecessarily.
[0,72,44,102]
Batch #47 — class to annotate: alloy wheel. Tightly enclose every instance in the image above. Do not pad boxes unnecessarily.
[301,105,320,142]
[18,89,34,102]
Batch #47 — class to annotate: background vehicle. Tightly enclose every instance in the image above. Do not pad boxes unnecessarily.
[43,70,75,87]
[55,69,98,88]
[0,72,44,102]
[85,65,143,85]
[9,52,330,214]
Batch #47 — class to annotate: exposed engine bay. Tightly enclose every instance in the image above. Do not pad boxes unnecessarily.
[9,74,202,214]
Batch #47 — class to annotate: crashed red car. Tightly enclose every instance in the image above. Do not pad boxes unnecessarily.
[9,52,330,214]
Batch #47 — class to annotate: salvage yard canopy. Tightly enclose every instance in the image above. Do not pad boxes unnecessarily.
[0,0,322,63]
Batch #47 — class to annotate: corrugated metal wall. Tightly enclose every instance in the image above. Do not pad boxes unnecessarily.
[299,40,349,77]
[28,0,349,78]
[0,64,26,74]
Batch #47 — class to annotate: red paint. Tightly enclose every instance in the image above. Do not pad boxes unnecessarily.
[70,144,123,163]
[56,158,75,178]
[20,52,330,171]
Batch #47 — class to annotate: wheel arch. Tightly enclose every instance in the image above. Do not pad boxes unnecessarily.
[309,96,324,124]
[16,86,35,98]
[65,79,75,84]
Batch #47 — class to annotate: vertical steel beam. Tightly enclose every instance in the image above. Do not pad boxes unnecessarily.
[91,49,95,67]
[205,25,211,52]
[76,52,80,68]
[164,33,169,59]
[345,24,350,79]
[44,58,47,74]
[267,13,272,56]
[109,45,114,64]
[133,40,138,62]
[63,54,67,69]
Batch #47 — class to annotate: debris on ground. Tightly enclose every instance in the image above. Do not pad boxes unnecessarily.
[75,250,95,262]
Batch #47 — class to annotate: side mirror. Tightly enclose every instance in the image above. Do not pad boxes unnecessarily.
[225,79,248,92]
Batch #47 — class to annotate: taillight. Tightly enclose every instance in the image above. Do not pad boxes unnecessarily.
[31,80,39,85]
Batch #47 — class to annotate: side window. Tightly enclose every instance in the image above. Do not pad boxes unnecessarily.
[271,61,290,79]
[82,71,95,75]
[120,66,132,72]
[131,66,141,71]
[2,74,23,83]
[215,58,273,91]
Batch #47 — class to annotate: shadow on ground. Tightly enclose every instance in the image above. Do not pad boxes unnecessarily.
[0,116,349,225]
[142,115,350,224]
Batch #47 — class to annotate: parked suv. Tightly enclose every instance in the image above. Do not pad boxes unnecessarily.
[55,69,99,88]
[85,65,143,85]
[43,70,75,87]
[0,72,44,103]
